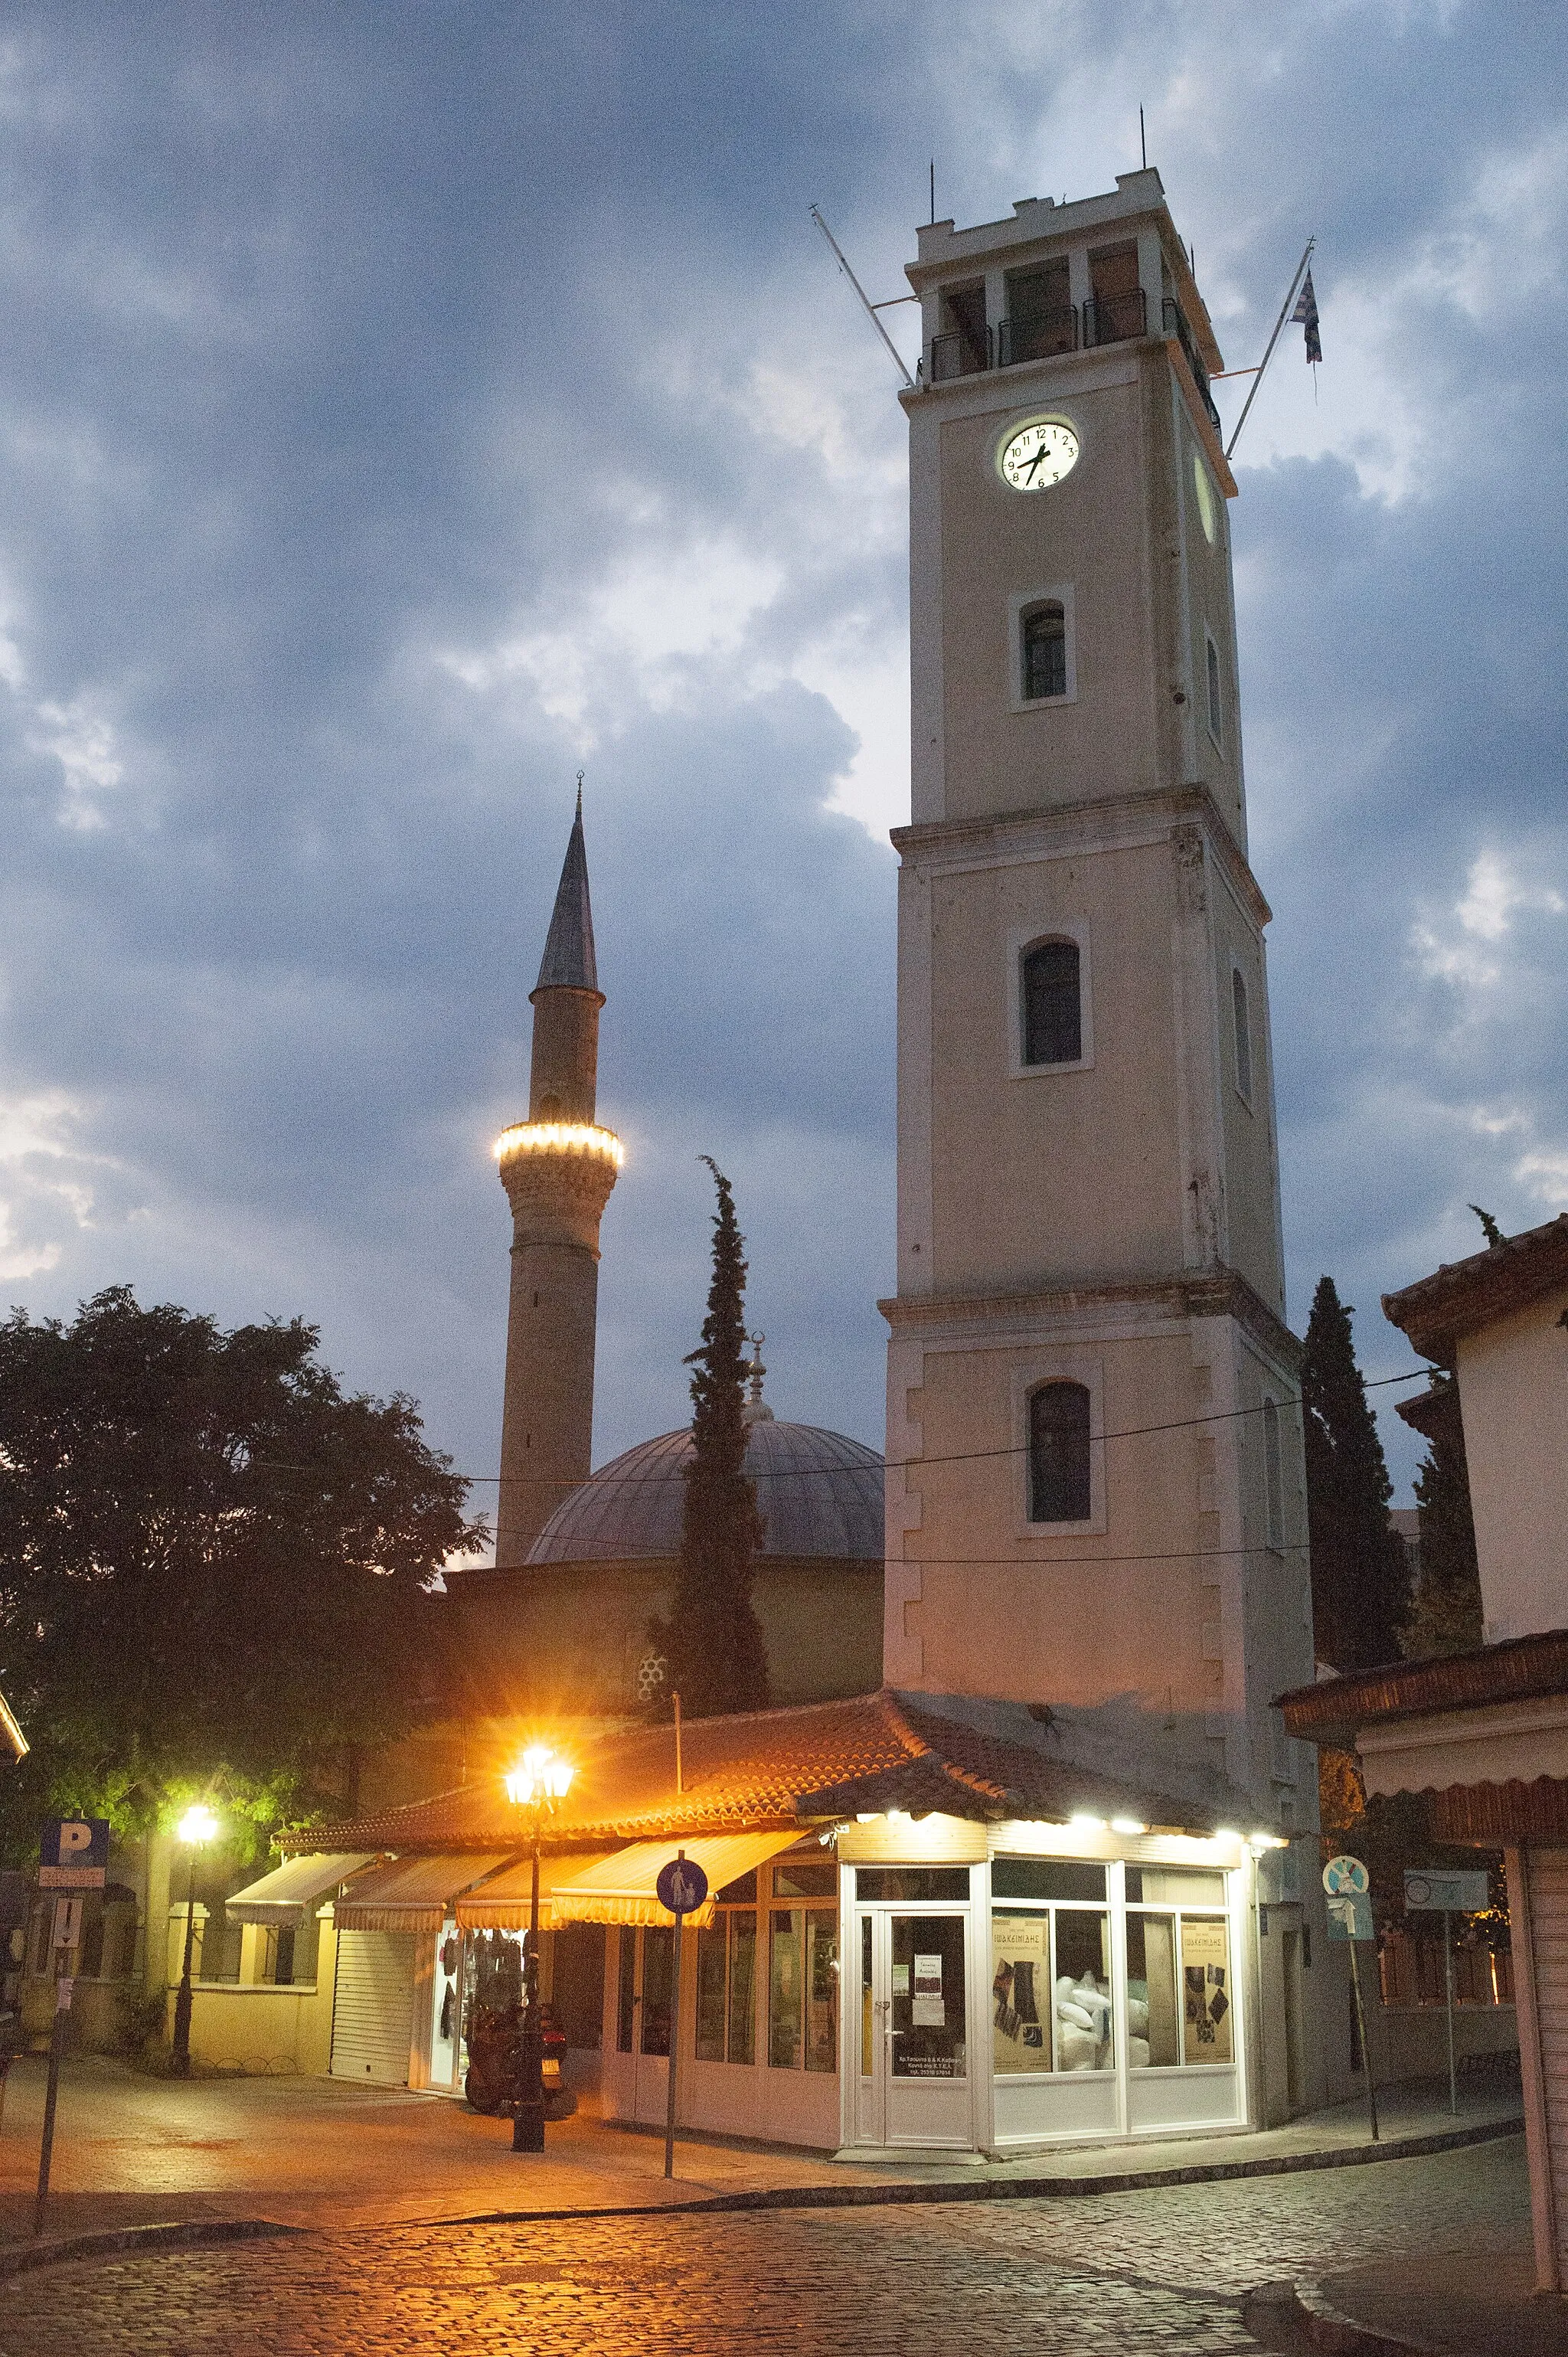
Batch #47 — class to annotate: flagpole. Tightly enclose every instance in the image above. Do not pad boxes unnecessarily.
[1224,237,1315,462]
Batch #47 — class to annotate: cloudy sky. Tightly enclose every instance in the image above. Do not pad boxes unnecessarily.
[0,2,1562,1532]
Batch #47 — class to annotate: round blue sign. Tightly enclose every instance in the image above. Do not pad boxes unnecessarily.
[655,1855,709,1917]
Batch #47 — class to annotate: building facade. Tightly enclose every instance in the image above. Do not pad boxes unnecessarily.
[884,171,1317,1838]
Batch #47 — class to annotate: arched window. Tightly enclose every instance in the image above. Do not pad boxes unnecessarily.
[1231,968,1253,1103]
[1263,1397,1283,1551]
[1029,1381,1092,1524]
[1021,940,1082,1067]
[1021,601,1067,701]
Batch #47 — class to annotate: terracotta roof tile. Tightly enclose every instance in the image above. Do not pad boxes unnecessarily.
[290,1691,1236,1855]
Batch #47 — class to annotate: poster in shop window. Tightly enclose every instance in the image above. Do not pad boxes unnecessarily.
[1181,1917,1233,2064]
[992,1914,1050,2073]
[912,1952,945,2028]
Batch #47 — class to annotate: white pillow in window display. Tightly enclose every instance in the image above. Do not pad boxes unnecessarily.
[1128,2035,1152,2068]
[1126,1996,1150,2035]
[1057,2019,1099,2071]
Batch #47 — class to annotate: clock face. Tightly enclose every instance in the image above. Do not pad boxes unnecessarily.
[998,417,1080,492]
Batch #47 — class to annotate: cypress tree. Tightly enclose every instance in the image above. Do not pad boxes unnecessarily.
[656,1159,768,1719]
[1302,1276,1412,1670]
[1400,1371,1484,1659]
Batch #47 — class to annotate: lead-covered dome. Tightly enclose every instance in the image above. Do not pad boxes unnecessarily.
[526,1420,884,1566]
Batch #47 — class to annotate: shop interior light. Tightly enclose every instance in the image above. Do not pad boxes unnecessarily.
[1109,1817,1146,1836]
[1070,1813,1107,1832]
[855,1812,880,1823]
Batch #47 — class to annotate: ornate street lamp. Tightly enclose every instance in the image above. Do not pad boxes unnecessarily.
[170,1803,219,2077]
[503,1745,573,2153]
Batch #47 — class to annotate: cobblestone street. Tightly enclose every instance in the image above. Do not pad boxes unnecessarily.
[0,2138,1530,2357]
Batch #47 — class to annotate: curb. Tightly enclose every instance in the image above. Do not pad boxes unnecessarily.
[0,2218,304,2282]
[394,2113,1523,2230]
[1239,2277,1449,2357]
[0,2115,1522,2275]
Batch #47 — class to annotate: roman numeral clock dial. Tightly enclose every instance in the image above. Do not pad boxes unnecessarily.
[998,417,1080,490]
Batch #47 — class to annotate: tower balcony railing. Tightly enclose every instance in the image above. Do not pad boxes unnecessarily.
[997,308,1080,366]
[929,324,995,382]
[1162,297,1223,436]
[1083,286,1148,348]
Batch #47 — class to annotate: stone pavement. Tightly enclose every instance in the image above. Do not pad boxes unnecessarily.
[0,2137,1544,2356]
[0,2055,1522,2245]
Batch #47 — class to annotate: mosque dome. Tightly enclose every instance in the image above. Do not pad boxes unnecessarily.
[524,1417,884,1567]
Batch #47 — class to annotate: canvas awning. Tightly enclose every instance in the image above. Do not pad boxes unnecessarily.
[455,1853,619,1933]
[225,1852,379,1927]
[335,1852,518,1935]
[548,1829,810,1931]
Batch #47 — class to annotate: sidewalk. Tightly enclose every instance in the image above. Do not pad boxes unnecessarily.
[0,2053,1522,2249]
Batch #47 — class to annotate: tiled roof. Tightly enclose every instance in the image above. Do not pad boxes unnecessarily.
[1382,1212,1568,1364]
[289,1689,1240,1855]
[1279,1625,1568,1746]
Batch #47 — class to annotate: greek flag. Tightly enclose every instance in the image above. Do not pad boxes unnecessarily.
[1292,267,1322,365]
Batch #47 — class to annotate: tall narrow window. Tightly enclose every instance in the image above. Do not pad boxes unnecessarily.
[1206,635,1223,744]
[1021,603,1067,701]
[1021,940,1082,1067]
[1232,967,1253,1103]
[1029,1381,1092,1523]
[1263,1398,1284,1551]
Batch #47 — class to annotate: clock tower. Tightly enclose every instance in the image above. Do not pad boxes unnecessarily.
[883,170,1314,1823]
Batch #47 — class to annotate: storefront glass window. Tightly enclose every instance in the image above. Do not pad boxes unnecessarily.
[616,1925,635,2054]
[1123,1875,1233,2068]
[992,1908,1112,2073]
[856,1868,970,1904]
[728,1911,756,2065]
[641,1925,674,2057]
[695,1908,756,2064]
[769,1905,837,2070]
[776,1861,836,1900]
[861,1915,874,2077]
[891,1912,966,2079]
[805,1913,838,2071]
[769,1908,802,2067]
[695,1922,727,2061]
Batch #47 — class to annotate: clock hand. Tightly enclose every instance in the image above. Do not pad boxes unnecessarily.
[1023,443,1048,480]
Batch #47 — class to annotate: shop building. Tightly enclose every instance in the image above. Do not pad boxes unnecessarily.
[1283,1213,1568,2289]
[262,1692,1290,2153]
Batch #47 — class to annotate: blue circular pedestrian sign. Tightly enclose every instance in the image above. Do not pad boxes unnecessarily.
[1322,1854,1370,1898]
[656,1855,709,1917]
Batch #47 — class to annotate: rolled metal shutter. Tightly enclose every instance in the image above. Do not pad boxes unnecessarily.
[330,1930,416,2085]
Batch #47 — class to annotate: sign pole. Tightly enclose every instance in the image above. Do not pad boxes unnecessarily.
[32,1965,72,2235]
[1444,1908,1458,2118]
[1347,1939,1379,2144]
[664,1855,685,2183]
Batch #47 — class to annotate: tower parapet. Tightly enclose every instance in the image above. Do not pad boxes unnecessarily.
[495,793,620,1565]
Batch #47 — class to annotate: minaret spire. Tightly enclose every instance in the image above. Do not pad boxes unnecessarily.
[493,788,622,1565]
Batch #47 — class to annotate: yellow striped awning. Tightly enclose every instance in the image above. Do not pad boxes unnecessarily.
[225,1853,379,1926]
[548,1830,811,1931]
[455,1853,618,1933]
[335,1853,518,1934]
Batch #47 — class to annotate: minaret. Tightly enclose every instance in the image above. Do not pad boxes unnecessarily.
[494,787,622,1566]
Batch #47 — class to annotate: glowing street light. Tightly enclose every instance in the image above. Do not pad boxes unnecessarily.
[504,1746,574,2153]
[171,1803,220,2077]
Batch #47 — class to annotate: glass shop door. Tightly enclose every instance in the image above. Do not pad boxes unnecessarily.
[854,1908,971,2149]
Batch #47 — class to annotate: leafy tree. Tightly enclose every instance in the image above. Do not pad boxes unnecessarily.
[1468,1204,1505,1248]
[1400,1372,1484,1659]
[654,1160,767,1719]
[0,1287,482,1862]
[1302,1276,1411,1671]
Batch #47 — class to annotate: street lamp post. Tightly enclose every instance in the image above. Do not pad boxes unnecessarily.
[170,1803,218,2077]
[503,1746,573,2153]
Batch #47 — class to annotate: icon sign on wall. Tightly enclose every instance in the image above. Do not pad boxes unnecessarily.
[38,1820,109,1891]
[655,1856,709,1919]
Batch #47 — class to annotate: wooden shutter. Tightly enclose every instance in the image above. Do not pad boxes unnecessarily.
[330,1930,416,2086]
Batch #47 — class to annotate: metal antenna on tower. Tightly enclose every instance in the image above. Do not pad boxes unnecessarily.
[810,207,918,391]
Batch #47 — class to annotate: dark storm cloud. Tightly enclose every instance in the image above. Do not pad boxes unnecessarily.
[0,1,1563,1516]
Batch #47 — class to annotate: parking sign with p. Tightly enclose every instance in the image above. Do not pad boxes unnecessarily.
[38,1819,109,1890]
